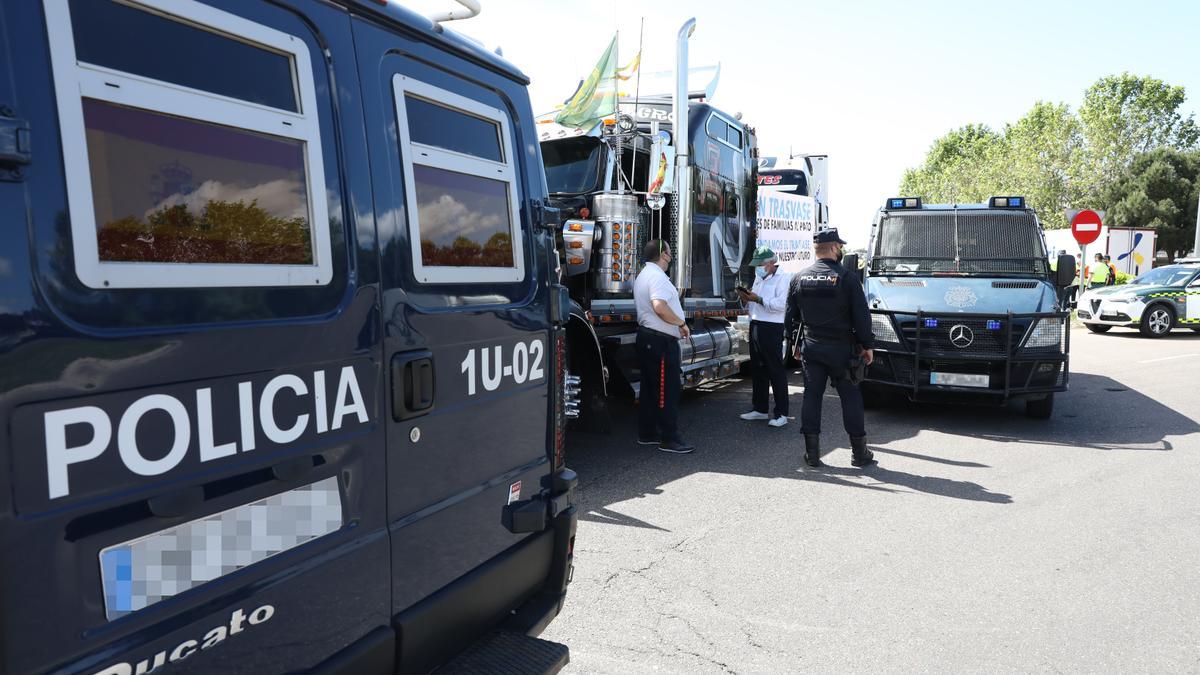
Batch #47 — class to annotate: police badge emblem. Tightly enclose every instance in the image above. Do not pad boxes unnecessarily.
[944,286,978,309]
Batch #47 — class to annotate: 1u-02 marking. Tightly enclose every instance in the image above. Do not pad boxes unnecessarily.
[460,339,546,396]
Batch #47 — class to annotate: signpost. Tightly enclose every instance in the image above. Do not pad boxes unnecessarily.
[1072,209,1103,289]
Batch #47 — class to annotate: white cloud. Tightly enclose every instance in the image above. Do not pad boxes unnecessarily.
[147,179,309,223]
[417,194,507,244]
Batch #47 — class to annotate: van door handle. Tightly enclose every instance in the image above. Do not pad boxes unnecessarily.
[392,350,435,421]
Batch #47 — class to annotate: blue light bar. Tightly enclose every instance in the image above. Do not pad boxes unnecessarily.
[986,320,1002,330]
[989,196,1026,208]
[924,318,939,328]
[887,197,922,209]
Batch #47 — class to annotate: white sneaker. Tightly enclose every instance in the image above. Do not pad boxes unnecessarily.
[768,416,789,428]
[740,411,770,421]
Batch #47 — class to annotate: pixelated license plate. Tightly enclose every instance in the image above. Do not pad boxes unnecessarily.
[99,476,343,620]
[930,372,989,388]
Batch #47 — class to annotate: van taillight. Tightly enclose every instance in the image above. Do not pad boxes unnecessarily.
[553,328,566,469]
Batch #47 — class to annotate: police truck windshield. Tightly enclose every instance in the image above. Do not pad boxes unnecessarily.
[872,209,1049,276]
[543,137,603,195]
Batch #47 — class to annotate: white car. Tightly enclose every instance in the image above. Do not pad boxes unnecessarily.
[1076,261,1200,337]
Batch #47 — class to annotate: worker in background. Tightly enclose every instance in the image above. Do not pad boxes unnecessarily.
[633,239,694,454]
[1104,255,1118,285]
[1088,252,1110,286]
[785,228,876,469]
[737,247,791,428]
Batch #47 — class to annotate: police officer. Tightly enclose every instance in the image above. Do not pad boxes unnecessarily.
[633,239,695,454]
[785,228,876,469]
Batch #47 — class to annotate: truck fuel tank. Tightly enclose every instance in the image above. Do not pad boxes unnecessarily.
[594,193,641,293]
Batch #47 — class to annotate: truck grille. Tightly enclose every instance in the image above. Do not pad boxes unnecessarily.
[898,318,1025,357]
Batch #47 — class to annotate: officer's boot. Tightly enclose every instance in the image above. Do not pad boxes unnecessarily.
[804,434,824,468]
[850,436,877,467]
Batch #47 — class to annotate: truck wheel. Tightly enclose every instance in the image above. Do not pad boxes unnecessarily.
[1139,304,1175,338]
[1084,324,1111,334]
[1025,394,1054,420]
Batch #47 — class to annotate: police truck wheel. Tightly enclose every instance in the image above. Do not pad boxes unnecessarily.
[1139,304,1175,338]
[1025,394,1054,419]
[1084,324,1111,334]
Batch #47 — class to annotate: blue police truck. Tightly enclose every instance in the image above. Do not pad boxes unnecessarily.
[0,1,577,672]
[856,197,1077,419]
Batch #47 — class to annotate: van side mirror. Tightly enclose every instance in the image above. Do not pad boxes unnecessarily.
[1055,254,1076,287]
[842,254,861,274]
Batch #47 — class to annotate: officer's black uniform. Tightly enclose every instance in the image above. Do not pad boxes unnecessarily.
[785,228,876,468]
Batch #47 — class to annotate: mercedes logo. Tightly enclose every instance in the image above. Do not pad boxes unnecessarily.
[949,324,975,348]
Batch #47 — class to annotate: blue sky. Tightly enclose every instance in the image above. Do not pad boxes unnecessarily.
[407,0,1200,246]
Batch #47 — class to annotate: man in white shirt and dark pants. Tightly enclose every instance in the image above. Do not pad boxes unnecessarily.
[737,246,791,427]
[633,239,694,453]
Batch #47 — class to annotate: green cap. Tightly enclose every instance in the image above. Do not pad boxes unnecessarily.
[749,246,777,266]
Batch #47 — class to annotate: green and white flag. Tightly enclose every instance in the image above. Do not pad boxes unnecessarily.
[555,35,619,129]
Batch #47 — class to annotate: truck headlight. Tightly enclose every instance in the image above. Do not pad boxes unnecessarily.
[871,314,900,344]
[1024,319,1063,349]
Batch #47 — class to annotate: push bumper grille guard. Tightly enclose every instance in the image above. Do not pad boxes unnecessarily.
[867,308,1070,401]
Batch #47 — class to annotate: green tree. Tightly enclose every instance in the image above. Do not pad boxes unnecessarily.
[900,124,1004,204]
[900,73,1199,230]
[1101,148,1200,259]
[994,102,1086,230]
[1078,73,1200,201]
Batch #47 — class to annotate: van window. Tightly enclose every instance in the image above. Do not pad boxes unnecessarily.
[393,75,525,284]
[406,97,503,162]
[45,0,332,288]
[67,0,299,112]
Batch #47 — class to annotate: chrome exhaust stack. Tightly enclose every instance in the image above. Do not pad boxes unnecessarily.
[672,18,696,294]
[430,0,481,28]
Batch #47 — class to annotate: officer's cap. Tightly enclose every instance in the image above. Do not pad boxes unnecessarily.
[814,227,847,245]
[749,246,777,266]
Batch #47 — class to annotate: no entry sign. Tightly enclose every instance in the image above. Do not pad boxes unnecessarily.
[1071,209,1103,245]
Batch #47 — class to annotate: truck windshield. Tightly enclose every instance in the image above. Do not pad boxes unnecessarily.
[542,137,603,195]
[872,209,1049,276]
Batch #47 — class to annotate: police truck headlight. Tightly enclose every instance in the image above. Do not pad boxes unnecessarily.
[1023,319,1063,350]
[871,314,900,344]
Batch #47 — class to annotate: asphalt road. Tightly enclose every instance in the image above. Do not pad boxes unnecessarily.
[542,328,1200,673]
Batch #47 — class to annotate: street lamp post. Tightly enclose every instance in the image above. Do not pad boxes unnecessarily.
[1193,188,1200,257]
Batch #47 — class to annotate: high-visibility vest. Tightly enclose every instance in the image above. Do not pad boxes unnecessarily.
[1090,263,1110,284]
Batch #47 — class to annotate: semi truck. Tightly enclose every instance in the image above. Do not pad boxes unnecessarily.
[0,0,577,672]
[856,196,1077,419]
[541,20,795,428]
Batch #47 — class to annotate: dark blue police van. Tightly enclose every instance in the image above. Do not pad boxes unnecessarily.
[856,197,1077,419]
[0,1,577,672]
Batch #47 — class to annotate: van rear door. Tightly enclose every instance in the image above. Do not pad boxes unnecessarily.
[351,15,557,670]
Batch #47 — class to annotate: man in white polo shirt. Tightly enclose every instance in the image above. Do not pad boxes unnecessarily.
[736,246,791,427]
[633,239,694,453]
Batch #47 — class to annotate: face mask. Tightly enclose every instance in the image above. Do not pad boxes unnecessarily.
[755,266,768,279]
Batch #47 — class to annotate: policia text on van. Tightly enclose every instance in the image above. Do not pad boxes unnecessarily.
[856,197,1075,419]
[0,0,577,673]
